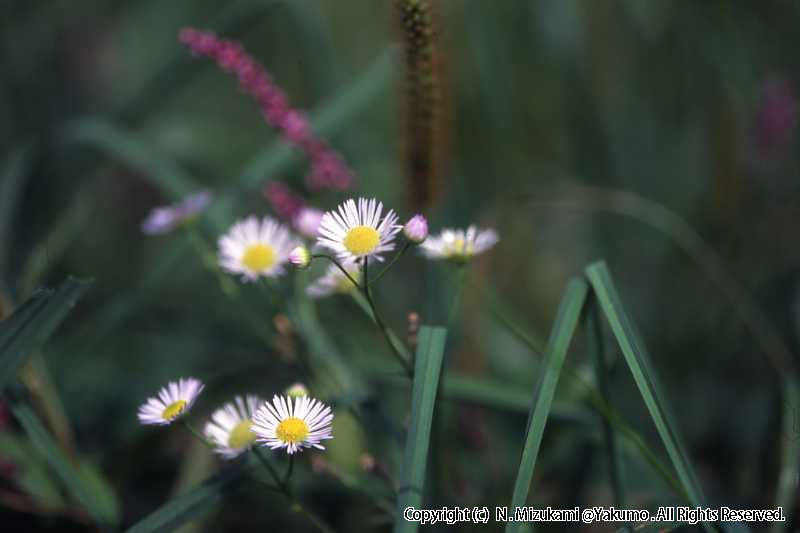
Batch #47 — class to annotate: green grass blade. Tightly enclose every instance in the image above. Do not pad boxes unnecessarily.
[587,299,626,509]
[585,260,713,531]
[394,326,447,533]
[11,403,114,525]
[0,277,92,394]
[124,459,253,533]
[772,376,800,533]
[506,278,588,533]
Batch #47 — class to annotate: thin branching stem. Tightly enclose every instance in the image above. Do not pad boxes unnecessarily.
[311,254,361,289]
[363,258,414,376]
[182,420,214,449]
[252,448,336,533]
[368,241,411,286]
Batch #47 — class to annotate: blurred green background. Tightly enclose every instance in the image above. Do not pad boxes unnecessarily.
[2,0,800,531]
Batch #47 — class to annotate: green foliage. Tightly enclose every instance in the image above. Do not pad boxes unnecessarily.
[11,403,117,526]
[0,277,91,394]
[124,458,254,533]
[506,279,588,533]
[394,326,448,533]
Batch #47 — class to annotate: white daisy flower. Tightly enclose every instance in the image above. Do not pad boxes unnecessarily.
[137,377,204,426]
[252,395,334,455]
[203,395,263,459]
[218,215,297,281]
[317,198,401,263]
[306,263,361,299]
[421,225,499,262]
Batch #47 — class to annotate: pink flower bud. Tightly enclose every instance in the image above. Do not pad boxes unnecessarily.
[403,214,428,244]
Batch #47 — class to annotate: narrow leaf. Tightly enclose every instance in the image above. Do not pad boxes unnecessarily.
[124,459,252,533]
[585,261,714,532]
[0,277,91,394]
[506,278,588,533]
[11,403,114,525]
[587,299,626,509]
[771,376,800,533]
[394,326,447,533]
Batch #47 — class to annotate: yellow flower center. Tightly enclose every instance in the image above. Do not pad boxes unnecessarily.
[162,400,187,421]
[241,244,276,271]
[276,417,309,444]
[343,226,380,255]
[227,420,256,449]
[446,237,473,260]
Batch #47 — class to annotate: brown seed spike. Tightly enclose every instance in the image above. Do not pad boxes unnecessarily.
[394,0,447,211]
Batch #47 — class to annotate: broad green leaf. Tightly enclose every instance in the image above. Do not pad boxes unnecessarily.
[506,278,588,533]
[125,459,253,533]
[0,277,91,394]
[11,403,114,526]
[585,261,714,533]
[394,326,448,533]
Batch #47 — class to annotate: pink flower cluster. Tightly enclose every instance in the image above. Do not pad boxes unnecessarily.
[178,27,353,191]
[264,182,324,239]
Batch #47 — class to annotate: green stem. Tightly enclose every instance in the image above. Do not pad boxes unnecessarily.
[283,455,295,486]
[252,449,336,533]
[447,264,467,326]
[311,254,361,289]
[182,420,214,449]
[253,447,283,486]
[362,259,414,376]
[368,241,411,286]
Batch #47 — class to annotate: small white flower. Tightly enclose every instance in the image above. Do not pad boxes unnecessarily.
[137,378,204,426]
[218,216,297,281]
[306,263,361,299]
[204,395,262,459]
[252,395,334,455]
[317,198,401,263]
[421,225,499,262]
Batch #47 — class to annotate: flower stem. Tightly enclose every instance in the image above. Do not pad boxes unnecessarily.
[362,259,414,376]
[252,449,336,533]
[368,241,411,286]
[311,254,361,289]
[182,420,213,449]
[283,455,295,486]
[447,263,467,326]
